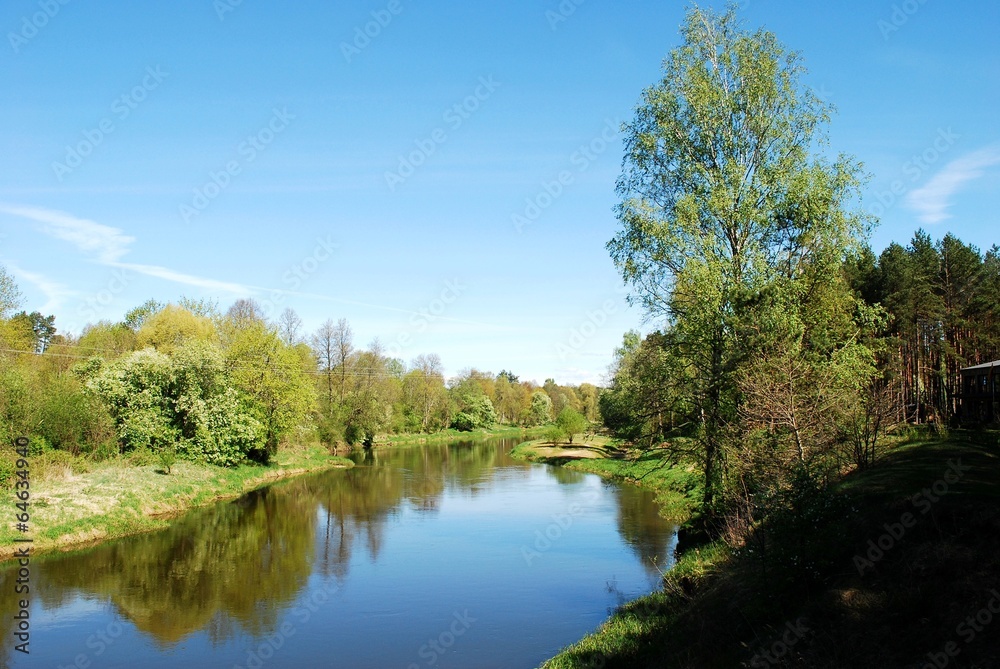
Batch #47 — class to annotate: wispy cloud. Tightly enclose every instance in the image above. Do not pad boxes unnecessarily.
[115,262,251,294]
[0,204,252,295]
[1,205,559,334]
[3,262,75,314]
[0,204,135,263]
[905,146,1000,224]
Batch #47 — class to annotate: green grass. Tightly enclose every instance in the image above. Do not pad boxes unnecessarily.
[540,433,1000,668]
[511,437,701,520]
[384,424,547,446]
[0,443,353,560]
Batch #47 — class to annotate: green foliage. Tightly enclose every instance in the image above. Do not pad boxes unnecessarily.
[37,375,115,456]
[556,407,587,444]
[0,456,14,489]
[544,424,566,444]
[82,342,268,466]
[181,388,265,466]
[78,321,137,358]
[400,355,450,433]
[607,5,872,512]
[10,311,56,353]
[850,231,1000,425]
[123,299,165,331]
[158,447,176,474]
[227,323,315,458]
[528,391,552,426]
[26,448,91,482]
[451,412,476,433]
[136,305,216,352]
[85,348,178,451]
[315,410,345,448]
[0,365,37,442]
[25,434,51,457]
[91,439,120,462]
[2,282,587,466]
[599,331,687,447]
[127,446,158,467]
[451,395,497,432]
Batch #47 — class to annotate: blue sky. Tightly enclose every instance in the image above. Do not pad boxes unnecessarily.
[1,0,997,384]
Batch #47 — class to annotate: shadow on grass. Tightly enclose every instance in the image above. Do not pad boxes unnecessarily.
[545,437,1000,669]
[840,436,1000,500]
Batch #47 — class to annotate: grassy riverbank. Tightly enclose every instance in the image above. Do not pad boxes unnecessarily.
[510,435,701,520]
[1,425,543,561]
[385,424,548,446]
[0,443,353,561]
[539,432,1000,668]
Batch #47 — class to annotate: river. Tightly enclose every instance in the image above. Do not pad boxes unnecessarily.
[1,437,676,668]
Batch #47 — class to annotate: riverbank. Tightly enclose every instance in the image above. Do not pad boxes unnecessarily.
[385,424,547,446]
[0,444,354,561]
[539,432,1000,668]
[510,436,701,520]
[1,425,543,561]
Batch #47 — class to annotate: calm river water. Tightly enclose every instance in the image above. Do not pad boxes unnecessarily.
[1,437,676,668]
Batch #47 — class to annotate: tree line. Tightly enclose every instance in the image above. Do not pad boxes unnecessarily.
[0,278,596,466]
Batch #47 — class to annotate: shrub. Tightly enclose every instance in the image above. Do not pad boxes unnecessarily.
[26,435,52,457]
[158,448,176,474]
[127,446,157,467]
[556,407,587,444]
[84,343,269,466]
[452,412,476,432]
[38,376,115,455]
[34,449,90,479]
[316,412,345,447]
[451,396,498,432]
[90,439,121,462]
[178,388,265,466]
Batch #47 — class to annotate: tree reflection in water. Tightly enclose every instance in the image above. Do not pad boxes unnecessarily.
[0,436,676,659]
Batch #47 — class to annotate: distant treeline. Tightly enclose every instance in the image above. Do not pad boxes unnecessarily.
[0,275,596,466]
